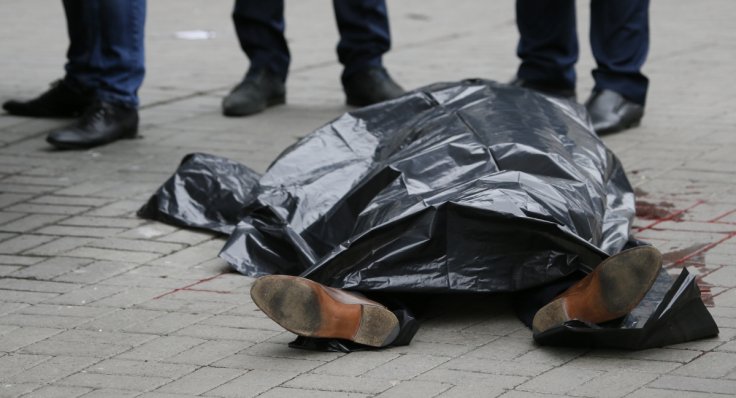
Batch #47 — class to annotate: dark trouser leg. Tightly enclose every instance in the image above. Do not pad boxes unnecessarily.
[589,0,650,105]
[62,0,101,92]
[232,0,289,81]
[63,0,146,108]
[333,0,391,80]
[515,0,578,91]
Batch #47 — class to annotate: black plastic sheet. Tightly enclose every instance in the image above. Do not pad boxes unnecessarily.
[140,79,717,349]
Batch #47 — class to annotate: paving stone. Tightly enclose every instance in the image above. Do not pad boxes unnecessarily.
[311,351,400,377]
[5,356,99,384]
[62,247,160,264]
[156,229,214,245]
[77,389,140,398]
[51,329,156,348]
[285,373,396,395]
[29,195,111,207]
[0,279,79,294]
[375,380,453,398]
[4,203,90,216]
[0,254,43,266]
[0,327,61,352]
[19,339,128,358]
[0,214,67,233]
[359,354,449,381]
[517,367,603,395]
[122,312,208,334]
[34,225,126,238]
[59,217,145,229]
[173,324,281,343]
[0,235,55,254]
[568,370,660,398]
[0,290,59,304]
[22,237,95,256]
[162,339,253,366]
[115,336,206,361]
[87,287,171,308]
[0,313,92,329]
[672,351,736,378]
[202,371,302,398]
[42,285,124,306]
[57,373,170,392]
[11,257,92,280]
[649,375,736,395]
[626,388,727,398]
[0,353,50,380]
[23,385,92,398]
[253,387,369,398]
[213,353,325,373]
[155,367,243,395]
[0,383,41,397]
[440,357,553,377]
[149,240,225,267]
[86,238,184,254]
[53,260,139,284]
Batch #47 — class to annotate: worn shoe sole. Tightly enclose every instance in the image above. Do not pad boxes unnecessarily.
[250,275,399,347]
[532,246,662,334]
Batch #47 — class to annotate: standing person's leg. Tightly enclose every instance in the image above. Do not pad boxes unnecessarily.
[222,0,288,117]
[513,0,577,98]
[584,0,650,134]
[2,0,97,118]
[46,0,146,149]
[334,0,404,106]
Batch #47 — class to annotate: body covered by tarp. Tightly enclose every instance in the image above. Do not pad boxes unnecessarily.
[140,80,718,349]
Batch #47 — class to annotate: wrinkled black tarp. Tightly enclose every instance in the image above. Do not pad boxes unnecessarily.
[140,79,718,349]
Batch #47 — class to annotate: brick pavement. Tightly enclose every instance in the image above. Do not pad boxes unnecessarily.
[1,0,735,397]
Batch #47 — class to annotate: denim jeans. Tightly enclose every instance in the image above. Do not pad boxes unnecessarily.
[63,0,146,108]
[232,0,390,81]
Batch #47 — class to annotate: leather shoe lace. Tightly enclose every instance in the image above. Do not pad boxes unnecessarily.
[46,101,139,149]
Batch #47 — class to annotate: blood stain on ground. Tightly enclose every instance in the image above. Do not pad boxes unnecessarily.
[635,200,679,220]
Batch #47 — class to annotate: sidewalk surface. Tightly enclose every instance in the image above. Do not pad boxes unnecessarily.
[1,1,736,397]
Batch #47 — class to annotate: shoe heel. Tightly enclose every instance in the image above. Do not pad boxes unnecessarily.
[532,299,569,334]
[354,305,400,347]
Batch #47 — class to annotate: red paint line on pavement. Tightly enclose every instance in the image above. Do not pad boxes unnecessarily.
[708,208,736,223]
[152,272,228,300]
[635,200,705,233]
[674,232,736,266]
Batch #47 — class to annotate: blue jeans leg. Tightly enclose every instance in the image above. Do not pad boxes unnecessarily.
[515,0,578,91]
[232,0,290,81]
[334,0,391,80]
[62,0,146,108]
[589,0,650,105]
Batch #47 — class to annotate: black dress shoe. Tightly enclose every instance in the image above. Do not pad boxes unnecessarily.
[222,69,286,117]
[509,77,576,100]
[3,79,94,118]
[343,67,405,107]
[46,101,139,149]
[584,89,644,135]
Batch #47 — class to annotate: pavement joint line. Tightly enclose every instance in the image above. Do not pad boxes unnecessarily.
[152,272,228,300]
[709,208,736,223]
[674,232,736,266]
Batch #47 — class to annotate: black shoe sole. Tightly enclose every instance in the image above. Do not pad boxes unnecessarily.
[222,96,286,117]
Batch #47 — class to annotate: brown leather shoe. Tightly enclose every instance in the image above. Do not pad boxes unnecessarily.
[532,246,662,335]
[250,275,400,347]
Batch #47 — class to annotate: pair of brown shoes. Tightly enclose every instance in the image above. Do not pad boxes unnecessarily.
[250,246,662,347]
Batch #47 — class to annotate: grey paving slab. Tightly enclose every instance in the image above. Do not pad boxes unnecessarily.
[0,0,735,396]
